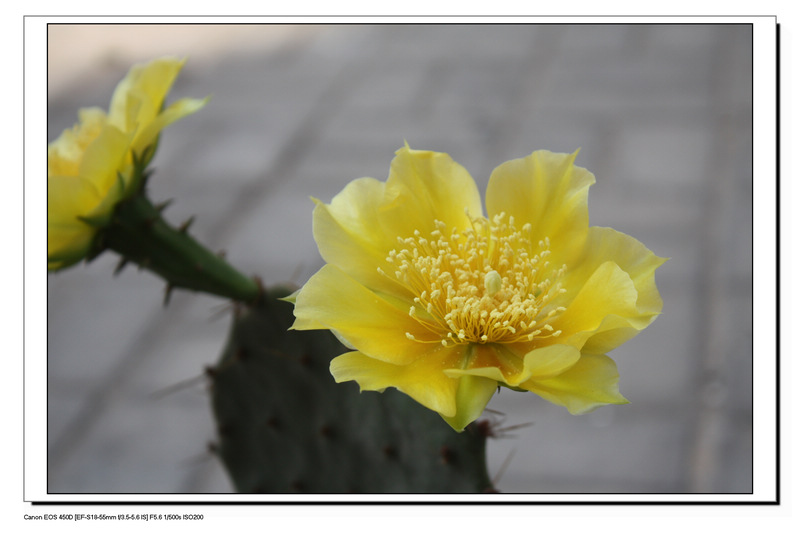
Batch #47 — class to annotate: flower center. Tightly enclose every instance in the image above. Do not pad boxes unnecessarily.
[382,212,567,347]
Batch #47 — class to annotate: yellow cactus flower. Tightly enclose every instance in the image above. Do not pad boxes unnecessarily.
[48,57,207,270]
[292,145,666,431]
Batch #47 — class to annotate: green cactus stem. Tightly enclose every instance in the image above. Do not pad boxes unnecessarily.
[93,192,260,303]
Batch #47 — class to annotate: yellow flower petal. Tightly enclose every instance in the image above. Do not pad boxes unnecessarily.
[521,353,629,414]
[568,226,666,314]
[519,344,583,380]
[485,150,594,266]
[108,58,207,163]
[445,344,581,387]
[312,177,409,299]
[76,124,132,197]
[47,123,132,269]
[440,374,498,432]
[47,107,108,178]
[48,175,101,224]
[47,176,100,268]
[385,144,484,233]
[292,264,446,365]
[131,96,208,156]
[47,229,93,271]
[311,145,483,300]
[551,261,644,350]
[48,258,68,270]
[109,56,187,133]
[330,350,463,418]
[555,227,666,354]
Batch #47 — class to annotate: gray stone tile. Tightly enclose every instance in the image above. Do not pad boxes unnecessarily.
[49,390,218,493]
[484,398,692,493]
[223,186,322,286]
[612,116,716,189]
[47,256,165,419]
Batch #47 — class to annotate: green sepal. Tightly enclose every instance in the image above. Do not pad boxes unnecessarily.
[127,143,157,195]
[278,289,301,304]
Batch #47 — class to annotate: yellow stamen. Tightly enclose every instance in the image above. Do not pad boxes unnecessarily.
[385,214,567,346]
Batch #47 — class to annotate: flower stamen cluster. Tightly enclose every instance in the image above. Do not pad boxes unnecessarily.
[382,213,567,347]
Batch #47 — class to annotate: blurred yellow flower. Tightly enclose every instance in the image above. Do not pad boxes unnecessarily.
[292,145,666,431]
[48,57,207,270]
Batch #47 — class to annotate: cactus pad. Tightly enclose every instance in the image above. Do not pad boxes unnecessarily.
[209,286,494,493]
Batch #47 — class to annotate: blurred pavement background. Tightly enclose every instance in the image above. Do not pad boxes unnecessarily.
[46,23,753,494]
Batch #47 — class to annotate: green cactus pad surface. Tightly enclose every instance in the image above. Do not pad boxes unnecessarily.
[210,286,495,493]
